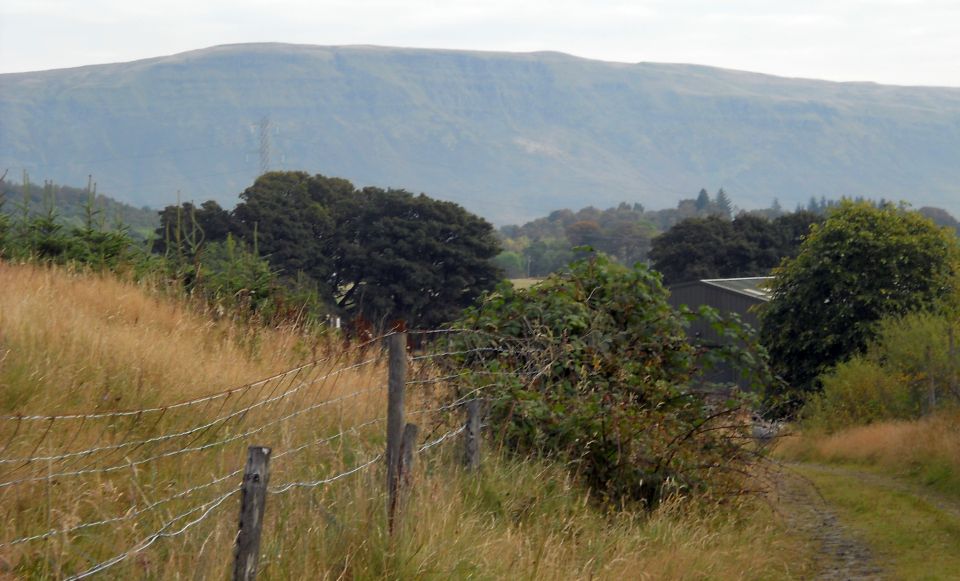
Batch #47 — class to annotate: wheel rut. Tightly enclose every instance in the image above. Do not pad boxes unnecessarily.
[772,465,886,580]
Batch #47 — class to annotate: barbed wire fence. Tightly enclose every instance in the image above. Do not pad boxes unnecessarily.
[0,329,538,580]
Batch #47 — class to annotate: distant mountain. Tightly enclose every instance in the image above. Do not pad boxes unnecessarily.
[2,43,959,224]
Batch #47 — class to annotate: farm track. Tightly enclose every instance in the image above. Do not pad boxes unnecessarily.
[772,464,886,580]
[774,461,960,580]
[798,463,960,523]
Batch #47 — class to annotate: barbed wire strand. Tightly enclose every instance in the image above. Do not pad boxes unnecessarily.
[0,383,386,489]
[0,356,381,469]
[65,486,240,580]
[1,466,243,548]
[0,331,391,423]
[268,422,470,495]
[268,454,383,494]
[1,413,390,548]
[418,425,467,453]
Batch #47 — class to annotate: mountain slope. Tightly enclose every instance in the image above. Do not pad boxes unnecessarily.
[2,43,959,223]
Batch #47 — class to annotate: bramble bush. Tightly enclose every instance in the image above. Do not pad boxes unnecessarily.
[439,255,769,506]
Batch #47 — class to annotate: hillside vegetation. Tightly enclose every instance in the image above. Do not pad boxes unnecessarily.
[3,44,960,223]
[0,178,158,239]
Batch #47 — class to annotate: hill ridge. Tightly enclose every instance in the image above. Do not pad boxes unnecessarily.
[2,43,959,223]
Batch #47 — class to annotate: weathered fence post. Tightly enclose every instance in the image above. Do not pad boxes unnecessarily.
[926,345,937,414]
[463,399,481,471]
[386,332,407,533]
[399,423,420,486]
[949,325,957,398]
[234,446,271,581]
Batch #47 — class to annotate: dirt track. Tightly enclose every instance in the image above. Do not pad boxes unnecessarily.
[773,466,886,580]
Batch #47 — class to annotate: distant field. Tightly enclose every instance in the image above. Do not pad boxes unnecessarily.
[509,277,544,289]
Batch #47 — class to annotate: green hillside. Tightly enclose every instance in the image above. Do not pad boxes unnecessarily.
[0,178,158,238]
[2,43,960,224]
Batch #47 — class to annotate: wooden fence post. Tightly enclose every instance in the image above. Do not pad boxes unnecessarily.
[386,332,407,533]
[233,446,271,581]
[926,345,937,414]
[949,325,957,398]
[463,399,481,471]
[399,423,420,486]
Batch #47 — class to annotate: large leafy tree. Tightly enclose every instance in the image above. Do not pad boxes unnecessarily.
[649,211,821,284]
[177,171,501,328]
[760,201,960,393]
[329,186,502,328]
[230,171,347,296]
[154,200,237,256]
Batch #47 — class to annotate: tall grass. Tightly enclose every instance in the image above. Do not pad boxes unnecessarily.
[778,411,960,496]
[0,263,807,579]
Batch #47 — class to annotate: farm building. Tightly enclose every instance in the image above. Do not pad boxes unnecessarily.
[667,277,773,386]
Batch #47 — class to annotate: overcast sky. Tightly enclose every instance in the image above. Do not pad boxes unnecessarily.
[1,0,958,87]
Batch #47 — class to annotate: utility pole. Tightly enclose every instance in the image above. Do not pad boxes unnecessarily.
[258,116,272,176]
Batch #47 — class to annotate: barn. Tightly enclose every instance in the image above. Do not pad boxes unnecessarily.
[667,277,773,385]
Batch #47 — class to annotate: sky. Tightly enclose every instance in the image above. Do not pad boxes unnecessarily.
[1,0,959,87]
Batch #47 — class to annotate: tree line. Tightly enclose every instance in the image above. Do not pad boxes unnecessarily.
[154,171,501,329]
[1,171,502,331]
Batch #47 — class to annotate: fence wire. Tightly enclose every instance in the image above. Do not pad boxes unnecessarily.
[0,327,526,578]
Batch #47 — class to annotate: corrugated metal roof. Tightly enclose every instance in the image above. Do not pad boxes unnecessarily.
[700,277,773,301]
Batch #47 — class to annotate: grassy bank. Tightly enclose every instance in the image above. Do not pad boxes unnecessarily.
[0,263,807,579]
[778,412,960,498]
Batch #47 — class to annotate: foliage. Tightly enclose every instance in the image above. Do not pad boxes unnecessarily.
[497,202,656,276]
[441,255,760,505]
[166,171,503,329]
[0,255,808,581]
[1,178,158,239]
[196,235,277,316]
[498,191,824,282]
[760,201,960,395]
[153,200,235,256]
[0,181,311,327]
[802,312,960,430]
[802,358,917,431]
[648,211,821,284]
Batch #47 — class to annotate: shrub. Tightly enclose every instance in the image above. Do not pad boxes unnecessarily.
[803,312,960,431]
[440,255,760,506]
[803,358,917,431]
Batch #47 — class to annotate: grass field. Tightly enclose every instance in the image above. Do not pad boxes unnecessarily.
[0,263,808,579]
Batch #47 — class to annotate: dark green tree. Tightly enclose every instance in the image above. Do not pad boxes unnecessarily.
[219,172,501,328]
[770,210,821,259]
[649,216,736,283]
[230,171,344,296]
[329,186,502,328]
[694,188,711,213]
[649,210,822,285]
[154,200,238,257]
[713,188,733,218]
[760,201,960,394]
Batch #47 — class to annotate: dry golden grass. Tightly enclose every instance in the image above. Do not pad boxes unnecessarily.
[0,262,333,414]
[779,412,960,469]
[0,263,808,579]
